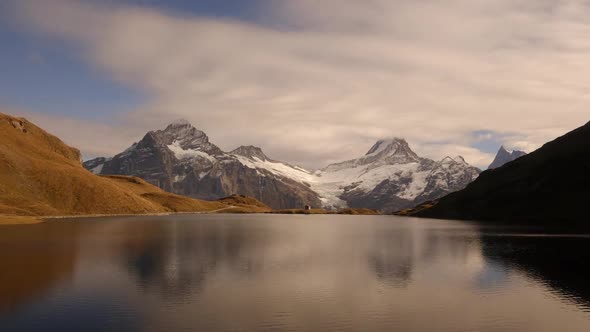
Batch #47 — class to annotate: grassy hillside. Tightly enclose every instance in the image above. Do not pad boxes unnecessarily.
[0,113,257,217]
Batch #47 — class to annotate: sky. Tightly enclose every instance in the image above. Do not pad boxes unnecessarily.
[1,0,590,169]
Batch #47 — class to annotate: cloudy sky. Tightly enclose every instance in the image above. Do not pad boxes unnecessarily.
[1,0,590,169]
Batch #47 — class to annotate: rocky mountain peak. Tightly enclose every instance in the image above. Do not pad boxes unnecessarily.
[440,156,455,164]
[322,138,421,173]
[162,119,205,138]
[364,138,420,164]
[155,120,222,155]
[366,138,406,154]
[165,118,192,129]
[488,145,527,169]
[497,145,511,156]
[435,156,478,174]
[454,156,467,164]
[437,156,469,166]
[230,145,269,161]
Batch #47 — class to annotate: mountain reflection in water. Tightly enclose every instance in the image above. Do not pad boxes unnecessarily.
[0,214,589,331]
[481,231,590,312]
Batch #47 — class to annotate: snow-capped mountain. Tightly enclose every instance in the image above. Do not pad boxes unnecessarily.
[488,146,527,169]
[84,121,481,212]
[86,120,321,209]
[314,139,480,212]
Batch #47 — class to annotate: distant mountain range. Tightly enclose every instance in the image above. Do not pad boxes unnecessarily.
[408,120,590,224]
[85,120,481,212]
[488,146,527,169]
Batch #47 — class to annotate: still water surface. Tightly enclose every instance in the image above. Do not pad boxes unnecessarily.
[1,214,590,331]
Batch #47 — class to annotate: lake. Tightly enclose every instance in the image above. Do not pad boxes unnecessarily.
[1,214,590,331]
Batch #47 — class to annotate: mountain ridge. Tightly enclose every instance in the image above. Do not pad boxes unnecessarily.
[85,120,481,212]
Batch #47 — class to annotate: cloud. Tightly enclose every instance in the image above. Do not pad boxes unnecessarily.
[9,0,590,169]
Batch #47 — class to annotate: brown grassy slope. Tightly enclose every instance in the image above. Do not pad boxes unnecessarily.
[102,175,227,213]
[336,208,381,215]
[215,194,272,213]
[394,201,437,216]
[0,113,226,216]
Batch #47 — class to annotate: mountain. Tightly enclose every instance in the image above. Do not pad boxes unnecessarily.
[315,139,481,212]
[85,120,321,210]
[0,113,267,217]
[410,121,590,224]
[86,127,480,212]
[488,145,527,169]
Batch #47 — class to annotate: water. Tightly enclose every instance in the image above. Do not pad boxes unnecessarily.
[1,214,590,332]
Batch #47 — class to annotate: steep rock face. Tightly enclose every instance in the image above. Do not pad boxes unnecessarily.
[178,155,321,209]
[85,121,321,210]
[488,146,527,169]
[230,145,270,161]
[84,122,480,212]
[101,132,179,192]
[413,121,590,224]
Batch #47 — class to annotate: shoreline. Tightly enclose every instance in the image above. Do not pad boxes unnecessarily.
[0,207,241,225]
[0,207,382,225]
[0,216,44,225]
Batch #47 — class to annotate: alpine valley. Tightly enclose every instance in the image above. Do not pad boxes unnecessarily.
[85,120,481,212]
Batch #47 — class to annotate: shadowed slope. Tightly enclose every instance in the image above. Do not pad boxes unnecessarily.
[412,120,590,224]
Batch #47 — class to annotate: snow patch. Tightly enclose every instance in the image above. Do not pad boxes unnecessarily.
[173,174,186,183]
[167,140,216,162]
[90,163,104,175]
[235,156,314,182]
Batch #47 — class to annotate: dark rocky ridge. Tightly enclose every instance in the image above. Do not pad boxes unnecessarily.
[413,120,590,224]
